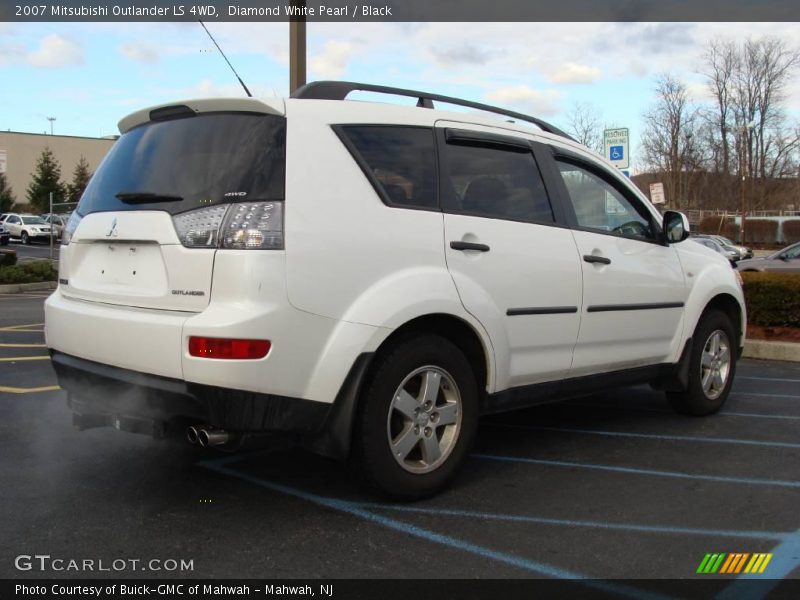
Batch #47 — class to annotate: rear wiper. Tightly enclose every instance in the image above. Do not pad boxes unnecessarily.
[115,191,183,203]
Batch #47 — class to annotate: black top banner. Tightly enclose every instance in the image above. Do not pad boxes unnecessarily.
[1,0,799,22]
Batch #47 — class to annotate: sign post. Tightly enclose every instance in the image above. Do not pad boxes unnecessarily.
[603,128,630,169]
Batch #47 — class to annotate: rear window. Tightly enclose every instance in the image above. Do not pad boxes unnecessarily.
[77,112,285,216]
[338,126,437,209]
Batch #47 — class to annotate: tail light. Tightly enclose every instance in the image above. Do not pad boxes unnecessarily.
[188,336,271,359]
[60,212,83,245]
[172,201,283,250]
[173,204,229,248]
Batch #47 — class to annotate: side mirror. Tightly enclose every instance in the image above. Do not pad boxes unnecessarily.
[663,211,690,244]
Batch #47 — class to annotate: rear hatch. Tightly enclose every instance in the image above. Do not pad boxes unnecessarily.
[60,99,286,312]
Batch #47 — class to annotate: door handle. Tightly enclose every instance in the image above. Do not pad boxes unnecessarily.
[583,254,611,265]
[450,241,491,252]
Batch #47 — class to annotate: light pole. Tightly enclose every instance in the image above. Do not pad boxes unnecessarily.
[46,117,56,135]
[736,121,755,244]
[289,0,307,93]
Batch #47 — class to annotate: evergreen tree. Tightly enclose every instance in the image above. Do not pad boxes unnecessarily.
[26,147,66,213]
[67,155,92,205]
[0,172,14,213]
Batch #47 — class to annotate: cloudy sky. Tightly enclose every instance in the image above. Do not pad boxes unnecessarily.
[1,21,799,168]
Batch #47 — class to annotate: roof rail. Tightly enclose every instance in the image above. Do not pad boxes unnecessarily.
[292,80,575,141]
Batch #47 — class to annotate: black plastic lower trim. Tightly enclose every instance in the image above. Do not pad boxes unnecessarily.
[51,351,332,436]
[507,306,578,316]
[485,360,683,414]
[586,302,684,313]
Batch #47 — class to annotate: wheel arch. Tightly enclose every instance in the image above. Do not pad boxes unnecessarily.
[313,312,492,461]
[700,293,744,348]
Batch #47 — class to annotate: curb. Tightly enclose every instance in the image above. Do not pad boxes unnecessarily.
[743,339,800,363]
[0,281,57,294]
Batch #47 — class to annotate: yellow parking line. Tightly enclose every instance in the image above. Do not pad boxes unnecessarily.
[0,356,50,362]
[0,385,60,394]
[0,343,47,348]
[0,323,44,331]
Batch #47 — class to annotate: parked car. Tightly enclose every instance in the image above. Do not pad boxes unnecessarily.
[694,234,751,260]
[45,82,746,499]
[0,222,9,246]
[689,237,739,266]
[41,213,69,239]
[715,235,753,259]
[736,241,800,273]
[2,213,52,244]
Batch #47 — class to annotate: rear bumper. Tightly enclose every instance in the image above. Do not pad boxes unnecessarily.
[51,350,332,435]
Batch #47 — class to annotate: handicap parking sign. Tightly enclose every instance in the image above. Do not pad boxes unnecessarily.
[610,146,624,161]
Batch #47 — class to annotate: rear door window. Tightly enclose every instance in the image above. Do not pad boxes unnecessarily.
[441,137,554,223]
[77,112,286,216]
[337,126,437,209]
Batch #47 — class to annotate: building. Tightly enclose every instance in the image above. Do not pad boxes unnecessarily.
[0,131,116,210]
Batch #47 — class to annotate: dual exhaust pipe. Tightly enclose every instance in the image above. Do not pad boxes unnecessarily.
[186,426,230,448]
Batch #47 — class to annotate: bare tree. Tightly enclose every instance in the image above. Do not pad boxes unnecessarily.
[640,74,701,209]
[702,39,738,174]
[564,102,604,154]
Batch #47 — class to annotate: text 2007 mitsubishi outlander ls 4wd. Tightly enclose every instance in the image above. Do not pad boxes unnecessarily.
[45,82,746,499]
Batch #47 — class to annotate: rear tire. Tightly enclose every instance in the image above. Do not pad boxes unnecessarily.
[353,334,479,500]
[667,310,737,416]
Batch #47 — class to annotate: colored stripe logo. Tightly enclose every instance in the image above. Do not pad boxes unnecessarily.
[697,553,773,574]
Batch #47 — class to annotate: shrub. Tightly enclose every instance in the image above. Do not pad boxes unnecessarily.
[782,219,800,245]
[22,260,57,280]
[0,265,33,284]
[741,272,800,328]
[744,219,778,245]
[0,249,17,267]
[0,260,57,284]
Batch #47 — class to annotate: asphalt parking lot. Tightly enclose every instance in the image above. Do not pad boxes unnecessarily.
[1,295,798,594]
[2,238,60,263]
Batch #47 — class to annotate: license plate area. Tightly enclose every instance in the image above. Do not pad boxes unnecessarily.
[72,242,168,297]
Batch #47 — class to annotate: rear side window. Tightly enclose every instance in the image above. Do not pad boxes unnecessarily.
[338,126,437,209]
[441,142,554,223]
[77,112,286,216]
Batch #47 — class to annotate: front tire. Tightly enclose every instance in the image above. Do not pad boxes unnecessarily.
[667,310,737,416]
[353,334,479,500]
[21,231,29,244]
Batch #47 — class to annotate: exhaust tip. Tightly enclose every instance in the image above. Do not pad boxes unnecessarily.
[198,428,229,448]
[186,426,201,445]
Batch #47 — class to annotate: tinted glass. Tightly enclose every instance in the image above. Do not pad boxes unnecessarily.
[77,113,285,216]
[22,216,46,224]
[442,142,553,223]
[557,161,654,240]
[341,126,437,209]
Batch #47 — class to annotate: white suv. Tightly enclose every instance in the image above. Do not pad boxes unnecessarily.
[45,81,746,499]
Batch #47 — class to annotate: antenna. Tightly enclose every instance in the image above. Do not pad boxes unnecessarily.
[198,20,252,98]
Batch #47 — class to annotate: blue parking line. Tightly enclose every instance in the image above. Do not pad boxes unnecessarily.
[732,391,800,399]
[736,376,800,384]
[486,423,800,450]
[567,401,800,421]
[356,504,790,541]
[716,528,800,600]
[200,459,677,600]
[474,454,800,489]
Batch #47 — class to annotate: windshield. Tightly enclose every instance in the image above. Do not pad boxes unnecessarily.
[22,216,46,225]
[77,112,286,216]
